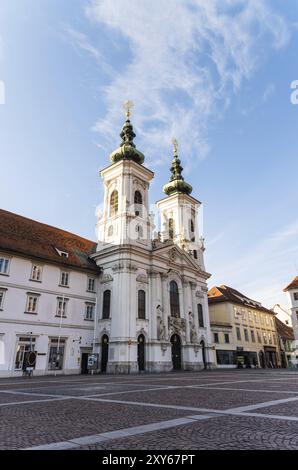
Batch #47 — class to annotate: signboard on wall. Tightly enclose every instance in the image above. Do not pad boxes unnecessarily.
[87,354,99,370]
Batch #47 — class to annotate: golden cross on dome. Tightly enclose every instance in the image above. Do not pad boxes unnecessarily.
[123,100,134,120]
[172,138,178,156]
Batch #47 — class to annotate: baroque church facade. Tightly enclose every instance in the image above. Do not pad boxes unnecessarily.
[91,113,215,373]
[0,110,215,376]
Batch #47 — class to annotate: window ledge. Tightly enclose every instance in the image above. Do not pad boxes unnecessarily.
[59,285,69,288]
[55,315,67,318]
[86,290,96,293]
[0,273,9,277]
[24,311,38,315]
[29,279,42,283]
[84,318,94,322]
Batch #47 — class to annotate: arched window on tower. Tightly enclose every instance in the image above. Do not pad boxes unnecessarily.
[102,290,111,319]
[135,224,143,238]
[189,219,195,241]
[170,281,180,318]
[168,218,175,240]
[138,290,146,319]
[110,190,118,217]
[134,190,143,217]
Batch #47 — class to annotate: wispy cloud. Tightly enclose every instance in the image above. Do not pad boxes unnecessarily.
[262,82,275,102]
[83,0,289,165]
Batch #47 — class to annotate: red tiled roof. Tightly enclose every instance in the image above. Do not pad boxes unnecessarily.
[0,209,99,273]
[275,317,295,341]
[284,276,298,291]
[208,285,274,315]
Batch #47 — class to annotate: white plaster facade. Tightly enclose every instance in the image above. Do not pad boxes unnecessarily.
[0,252,97,377]
[284,278,298,367]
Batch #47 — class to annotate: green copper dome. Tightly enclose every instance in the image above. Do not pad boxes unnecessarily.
[109,119,145,165]
[162,144,192,196]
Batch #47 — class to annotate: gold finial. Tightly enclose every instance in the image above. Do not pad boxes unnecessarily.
[123,100,134,120]
[172,138,178,156]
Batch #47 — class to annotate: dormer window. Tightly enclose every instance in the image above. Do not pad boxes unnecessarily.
[55,248,69,258]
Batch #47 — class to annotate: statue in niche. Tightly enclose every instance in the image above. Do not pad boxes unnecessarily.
[156,305,166,340]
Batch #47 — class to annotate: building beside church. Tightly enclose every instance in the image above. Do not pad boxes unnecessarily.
[208,285,281,368]
[283,276,298,367]
[0,111,215,376]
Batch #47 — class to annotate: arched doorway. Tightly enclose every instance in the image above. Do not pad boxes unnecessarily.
[171,334,181,370]
[101,335,109,373]
[200,340,207,370]
[137,334,145,371]
[259,351,265,368]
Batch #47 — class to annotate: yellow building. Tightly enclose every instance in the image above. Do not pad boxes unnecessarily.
[208,285,280,368]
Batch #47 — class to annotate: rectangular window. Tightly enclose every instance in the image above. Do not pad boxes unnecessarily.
[87,277,95,292]
[0,289,6,309]
[242,310,247,321]
[30,265,42,282]
[15,336,36,370]
[260,315,264,325]
[251,330,255,343]
[197,304,204,327]
[263,332,267,344]
[266,316,270,326]
[257,331,261,343]
[216,350,237,365]
[56,298,68,317]
[236,327,241,341]
[48,338,66,370]
[60,271,69,287]
[85,303,95,321]
[268,333,272,344]
[213,332,219,343]
[244,329,249,342]
[25,294,39,314]
[0,257,10,275]
[224,333,230,344]
[248,312,252,322]
[294,292,298,301]
[273,333,277,345]
[254,313,258,323]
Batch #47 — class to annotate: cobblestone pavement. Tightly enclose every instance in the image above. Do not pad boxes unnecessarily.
[1,370,298,450]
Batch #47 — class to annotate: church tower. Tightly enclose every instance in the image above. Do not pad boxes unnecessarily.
[156,140,205,271]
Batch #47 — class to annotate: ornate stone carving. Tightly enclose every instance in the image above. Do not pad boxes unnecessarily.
[100,273,113,284]
[136,274,148,283]
[168,316,186,338]
[188,311,198,343]
[169,247,177,262]
[156,305,166,341]
[195,290,204,299]
[126,262,138,272]
[112,263,124,272]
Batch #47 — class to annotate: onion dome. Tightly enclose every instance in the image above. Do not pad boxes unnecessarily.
[109,101,145,165]
[162,139,192,196]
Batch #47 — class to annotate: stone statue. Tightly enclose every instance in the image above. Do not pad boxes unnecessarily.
[156,305,166,340]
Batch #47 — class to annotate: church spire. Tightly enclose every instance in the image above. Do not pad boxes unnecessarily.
[109,101,145,165]
[162,139,193,196]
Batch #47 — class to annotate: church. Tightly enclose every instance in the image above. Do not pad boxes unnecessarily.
[0,105,215,376]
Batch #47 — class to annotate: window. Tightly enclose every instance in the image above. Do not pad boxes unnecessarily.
[30,265,42,281]
[110,190,118,216]
[108,225,113,237]
[190,219,195,233]
[224,333,230,344]
[254,313,258,323]
[272,334,276,345]
[236,327,241,341]
[0,289,6,309]
[294,292,298,301]
[251,330,255,342]
[244,329,249,341]
[87,277,95,292]
[25,294,39,314]
[170,281,180,317]
[263,332,267,344]
[136,224,143,238]
[260,315,264,325]
[56,298,68,317]
[266,316,269,326]
[257,331,261,343]
[197,304,204,327]
[134,190,143,217]
[48,338,66,370]
[168,218,175,240]
[15,336,36,370]
[268,333,272,344]
[85,303,95,321]
[138,290,146,319]
[216,350,237,365]
[193,250,198,259]
[248,312,252,322]
[270,317,273,327]
[214,332,219,343]
[0,257,10,275]
[242,310,247,321]
[60,271,69,287]
[102,290,111,319]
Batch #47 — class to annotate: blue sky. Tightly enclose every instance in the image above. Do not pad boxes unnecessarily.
[0,0,298,308]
